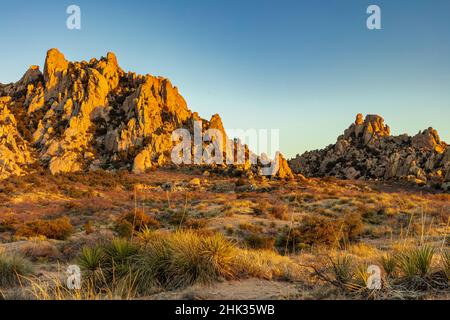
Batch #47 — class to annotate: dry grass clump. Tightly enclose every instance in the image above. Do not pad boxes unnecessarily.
[442,250,450,280]
[15,216,74,240]
[0,250,33,287]
[234,249,302,281]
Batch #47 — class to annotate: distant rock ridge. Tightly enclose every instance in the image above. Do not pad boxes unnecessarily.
[290,114,450,190]
[0,48,293,180]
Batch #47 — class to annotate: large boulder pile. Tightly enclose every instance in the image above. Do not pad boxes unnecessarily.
[0,49,293,180]
[290,114,450,190]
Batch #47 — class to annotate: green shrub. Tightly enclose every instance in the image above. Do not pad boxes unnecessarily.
[78,247,105,273]
[398,245,435,278]
[380,253,397,277]
[331,255,354,287]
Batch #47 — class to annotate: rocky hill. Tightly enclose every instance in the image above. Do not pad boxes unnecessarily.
[0,49,292,180]
[290,114,450,190]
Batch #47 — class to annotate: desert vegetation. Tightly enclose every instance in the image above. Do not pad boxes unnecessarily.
[0,169,448,300]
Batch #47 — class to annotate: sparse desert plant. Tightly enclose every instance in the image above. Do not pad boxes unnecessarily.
[380,253,397,277]
[16,216,74,240]
[331,255,354,287]
[183,218,208,230]
[0,251,33,287]
[78,246,105,273]
[77,246,107,288]
[104,239,139,264]
[341,212,364,242]
[133,235,171,291]
[253,201,271,217]
[84,221,94,235]
[297,216,340,246]
[441,250,450,280]
[353,263,370,290]
[234,249,301,281]
[398,245,435,278]
[244,234,276,250]
[271,204,289,221]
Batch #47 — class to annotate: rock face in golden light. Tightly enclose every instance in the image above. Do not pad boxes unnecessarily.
[290,113,450,190]
[0,49,291,180]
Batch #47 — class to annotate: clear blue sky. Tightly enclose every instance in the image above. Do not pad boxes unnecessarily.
[1,0,450,157]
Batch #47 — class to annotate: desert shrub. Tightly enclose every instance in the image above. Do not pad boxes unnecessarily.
[238,222,263,233]
[83,221,94,235]
[277,214,363,252]
[114,210,160,238]
[63,186,91,199]
[362,208,387,225]
[271,204,289,221]
[253,201,271,217]
[16,216,74,240]
[114,220,133,238]
[276,227,305,253]
[128,231,239,292]
[244,234,276,250]
[341,213,364,242]
[295,216,340,246]
[0,251,33,287]
[183,218,208,230]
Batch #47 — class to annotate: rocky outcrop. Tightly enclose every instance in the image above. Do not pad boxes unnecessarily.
[290,114,450,190]
[0,97,35,179]
[0,48,288,180]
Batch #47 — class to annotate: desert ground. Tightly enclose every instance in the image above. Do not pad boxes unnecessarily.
[0,168,448,300]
